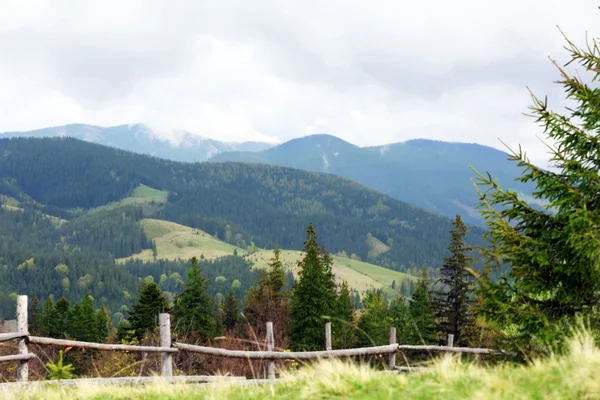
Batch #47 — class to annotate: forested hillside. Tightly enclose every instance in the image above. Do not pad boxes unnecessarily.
[0,136,487,321]
[0,137,486,269]
[210,134,538,225]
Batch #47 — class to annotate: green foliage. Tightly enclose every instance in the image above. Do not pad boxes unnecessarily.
[223,289,239,331]
[471,30,600,353]
[243,244,290,339]
[0,136,486,274]
[290,223,338,351]
[333,281,356,349]
[173,257,216,340]
[408,272,437,344]
[37,294,111,342]
[389,295,412,344]
[46,350,75,380]
[433,215,476,346]
[127,281,168,340]
[356,290,391,346]
[266,242,286,294]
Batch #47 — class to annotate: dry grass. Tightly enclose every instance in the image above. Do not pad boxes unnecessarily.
[116,219,247,263]
[2,331,599,399]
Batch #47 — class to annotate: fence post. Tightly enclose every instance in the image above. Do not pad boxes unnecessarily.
[447,334,454,348]
[16,295,28,382]
[325,322,332,351]
[266,321,275,380]
[388,327,397,371]
[159,313,172,377]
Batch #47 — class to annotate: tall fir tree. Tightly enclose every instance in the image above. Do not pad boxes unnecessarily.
[433,215,476,346]
[472,28,600,352]
[70,294,98,342]
[128,281,168,340]
[356,290,391,347]
[266,242,286,295]
[244,242,290,342]
[223,289,239,332]
[333,281,356,349]
[29,293,40,335]
[96,305,110,342]
[290,223,337,350]
[173,256,216,341]
[55,297,71,339]
[38,296,58,337]
[389,295,412,344]
[408,271,437,344]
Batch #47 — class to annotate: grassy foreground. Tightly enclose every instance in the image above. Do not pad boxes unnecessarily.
[4,333,599,399]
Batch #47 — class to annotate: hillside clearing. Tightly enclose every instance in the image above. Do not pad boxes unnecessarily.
[2,333,597,399]
[87,184,169,215]
[366,234,390,258]
[246,249,416,294]
[117,218,247,263]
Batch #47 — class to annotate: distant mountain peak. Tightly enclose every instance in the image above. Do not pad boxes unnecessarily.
[1,123,275,163]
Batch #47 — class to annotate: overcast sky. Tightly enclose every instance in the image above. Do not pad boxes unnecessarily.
[0,0,598,167]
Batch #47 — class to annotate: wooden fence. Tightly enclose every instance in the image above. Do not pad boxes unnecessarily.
[0,295,503,384]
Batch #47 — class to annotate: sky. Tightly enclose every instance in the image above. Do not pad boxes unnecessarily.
[0,0,598,167]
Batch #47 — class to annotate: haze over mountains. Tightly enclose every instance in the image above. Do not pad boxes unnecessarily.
[1,123,275,163]
[1,124,539,225]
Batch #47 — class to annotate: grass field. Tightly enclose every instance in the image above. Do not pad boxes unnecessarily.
[117,219,247,263]
[87,184,169,215]
[3,332,597,399]
[246,249,416,294]
[366,235,391,259]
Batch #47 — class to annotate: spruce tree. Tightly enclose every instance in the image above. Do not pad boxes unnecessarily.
[173,256,215,340]
[472,28,600,351]
[96,305,110,342]
[333,281,356,349]
[223,289,239,331]
[266,242,286,295]
[38,296,58,337]
[408,271,437,344]
[389,295,412,344]
[29,293,40,335]
[244,242,290,340]
[356,290,391,346]
[434,215,476,346]
[128,281,168,340]
[55,297,71,339]
[290,223,337,350]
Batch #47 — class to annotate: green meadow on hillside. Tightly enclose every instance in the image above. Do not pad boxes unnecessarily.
[117,218,247,263]
[86,184,169,215]
[119,216,415,295]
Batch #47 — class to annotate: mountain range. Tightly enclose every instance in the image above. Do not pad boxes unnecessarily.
[1,123,275,163]
[0,136,488,319]
[210,135,540,225]
[1,123,540,225]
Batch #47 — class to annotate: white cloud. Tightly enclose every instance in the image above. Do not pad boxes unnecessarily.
[0,0,598,167]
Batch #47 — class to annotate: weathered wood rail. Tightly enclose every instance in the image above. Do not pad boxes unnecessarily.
[0,295,504,384]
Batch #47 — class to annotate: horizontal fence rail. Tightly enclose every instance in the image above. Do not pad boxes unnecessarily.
[0,295,503,385]
[28,336,179,353]
[0,354,37,363]
[174,342,399,360]
[0,332,28,343]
